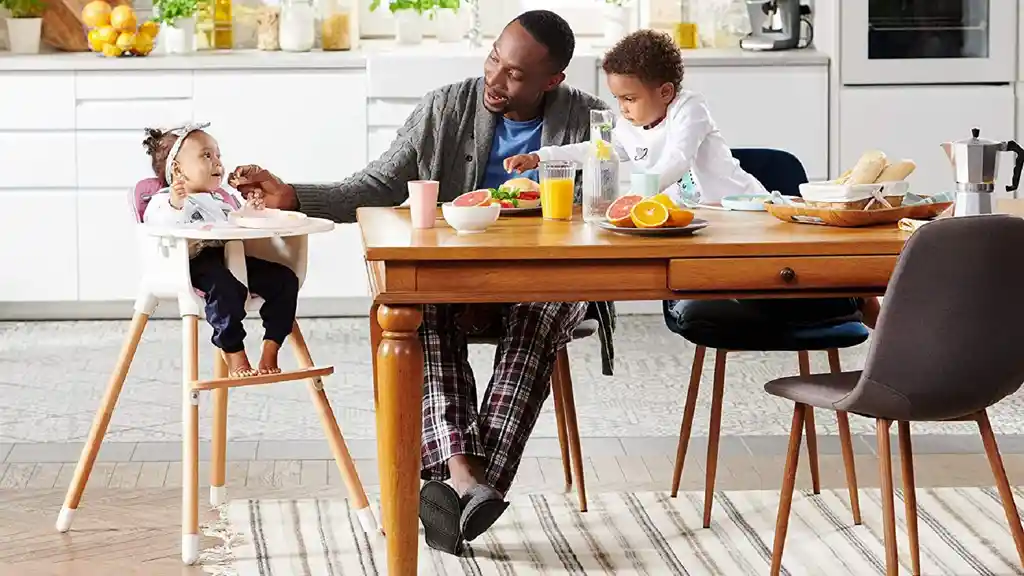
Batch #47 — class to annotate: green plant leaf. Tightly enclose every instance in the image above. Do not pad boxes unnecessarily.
[153,0,200,25]
[1,0,46,18]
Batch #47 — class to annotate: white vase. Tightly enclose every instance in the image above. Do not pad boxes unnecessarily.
[601,4,630,45]
[434,8,462,43]
[6,17,42,54]
[394,9,423,45]
[163,17,196,54]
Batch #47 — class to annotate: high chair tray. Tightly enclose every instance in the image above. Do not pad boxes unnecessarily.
[229,209,308,230]
[192,366,334,391]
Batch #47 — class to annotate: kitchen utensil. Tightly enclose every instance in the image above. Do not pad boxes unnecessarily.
[407,180,440,229]
[594,218,709,236]
[739,0,811,51]
[941,127,1024,217]
[721,194,771,211]
[441,202,501,234]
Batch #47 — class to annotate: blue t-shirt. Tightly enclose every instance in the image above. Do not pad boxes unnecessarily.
[480,116,543,189]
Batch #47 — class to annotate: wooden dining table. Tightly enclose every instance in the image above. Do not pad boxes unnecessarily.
[358,203,1012,575]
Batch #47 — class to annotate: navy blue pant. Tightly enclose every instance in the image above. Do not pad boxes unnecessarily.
[190,246,299,353]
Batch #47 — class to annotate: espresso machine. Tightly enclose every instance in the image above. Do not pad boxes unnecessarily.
[739,0,811,51]
[942,128,1024,217]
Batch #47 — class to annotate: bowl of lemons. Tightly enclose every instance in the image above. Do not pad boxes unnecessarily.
[81,1,158,57]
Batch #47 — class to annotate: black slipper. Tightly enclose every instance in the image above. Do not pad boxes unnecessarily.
[459,484,509,542]
[419,481,464,555]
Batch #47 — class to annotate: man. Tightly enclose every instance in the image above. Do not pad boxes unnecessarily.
[231,10,615,553]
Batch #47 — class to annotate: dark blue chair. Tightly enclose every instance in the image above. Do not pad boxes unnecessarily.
[664,148,867,528]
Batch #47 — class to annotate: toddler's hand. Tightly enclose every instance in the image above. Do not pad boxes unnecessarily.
[169,177,187,210]
[503,153,540,174]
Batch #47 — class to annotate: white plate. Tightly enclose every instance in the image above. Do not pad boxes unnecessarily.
[229,209,308,230]
[594,218,709,236]
[721,194,771,211]
[501,206,542,216]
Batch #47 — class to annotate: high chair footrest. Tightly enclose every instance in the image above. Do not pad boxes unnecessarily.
[192,366,334,391]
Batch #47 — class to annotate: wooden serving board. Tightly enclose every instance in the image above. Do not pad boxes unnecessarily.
[765,200,953,228]
[43,0,132,52]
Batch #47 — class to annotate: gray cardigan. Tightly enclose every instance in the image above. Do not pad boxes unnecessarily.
[293,76,617,375]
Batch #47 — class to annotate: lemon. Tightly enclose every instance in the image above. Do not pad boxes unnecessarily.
[81,0,112,28]
[594,139,612,161]
[132,33,154,56]
[93,25,118,46]
[116,32,136,53]
[102,43,123,57]
[139,20,159,39]
[110,5,137,32]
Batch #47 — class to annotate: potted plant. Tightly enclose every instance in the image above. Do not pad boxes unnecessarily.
[432,0,460,43]
[600,0,630,45]
[2,0,46,54]
[153,0,198,54]
[369,0,429,45]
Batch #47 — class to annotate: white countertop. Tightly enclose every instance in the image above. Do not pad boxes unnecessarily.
[0,40,829,71]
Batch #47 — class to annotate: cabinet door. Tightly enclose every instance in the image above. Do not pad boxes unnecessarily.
[77,190,142,301]
[840,85,1016,199]
[0,192,78,301]
[599,66,830,180]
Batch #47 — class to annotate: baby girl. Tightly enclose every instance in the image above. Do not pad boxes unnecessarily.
[142,122,298,376]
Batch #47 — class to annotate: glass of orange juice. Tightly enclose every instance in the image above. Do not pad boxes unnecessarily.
[539,160,577,220]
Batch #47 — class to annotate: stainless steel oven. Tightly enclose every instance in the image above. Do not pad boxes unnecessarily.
[841,0,1017,85]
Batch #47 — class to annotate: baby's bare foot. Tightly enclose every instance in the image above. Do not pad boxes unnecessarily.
[258,340,282,375]
[224,350,257,378]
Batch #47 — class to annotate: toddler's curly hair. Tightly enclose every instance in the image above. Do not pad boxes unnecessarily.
[602,29,684,89]
[142,128,179,186]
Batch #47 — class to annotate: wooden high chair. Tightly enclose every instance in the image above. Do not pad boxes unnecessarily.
[55,179,376,565]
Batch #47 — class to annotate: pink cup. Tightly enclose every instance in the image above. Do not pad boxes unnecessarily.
[408,180,440,229]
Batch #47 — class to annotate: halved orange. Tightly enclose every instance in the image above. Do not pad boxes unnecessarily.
[667,208,695,227]
[650,193,679,211]
[630,200,669,228]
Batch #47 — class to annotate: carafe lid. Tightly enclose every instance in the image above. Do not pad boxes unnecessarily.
[957,127,1002,147]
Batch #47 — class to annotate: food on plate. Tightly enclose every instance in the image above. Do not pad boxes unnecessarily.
[843,150,888,185]
[605,194,643,227]
[875,159,917,183]
[110,5,137,32]
[452,179,542,209]
[630,200,670,229]
[650,192,695,226]
[81,0,112,27]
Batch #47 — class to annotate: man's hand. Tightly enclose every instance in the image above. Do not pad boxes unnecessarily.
[169,177,188,210]
[503,153,540,174]
[229,165,298,211]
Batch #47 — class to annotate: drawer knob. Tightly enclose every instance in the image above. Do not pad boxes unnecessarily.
[780,267,796,283]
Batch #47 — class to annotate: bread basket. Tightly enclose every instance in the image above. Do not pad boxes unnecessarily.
[798,181,911,210]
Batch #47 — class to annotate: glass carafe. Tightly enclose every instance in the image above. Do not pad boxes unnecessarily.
[582,110,621,223]
[280,0,315,52]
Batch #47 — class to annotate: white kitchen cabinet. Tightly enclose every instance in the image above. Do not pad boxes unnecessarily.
[0,72,75,130]
[0,191,78,301]
[77,190,142,301]
[192,70,368,183]
[599,66,830,181]
[0,132,76,188]
[840,85,1017,200]
[77,132,170,188]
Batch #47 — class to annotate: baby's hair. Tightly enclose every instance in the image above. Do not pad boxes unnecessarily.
[602,29,684,90]
[142,128,178,186]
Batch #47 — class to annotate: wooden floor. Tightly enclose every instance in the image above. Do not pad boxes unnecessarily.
[2,451,1024,575]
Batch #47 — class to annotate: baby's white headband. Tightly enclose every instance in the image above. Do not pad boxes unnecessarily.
[163,121,211,185]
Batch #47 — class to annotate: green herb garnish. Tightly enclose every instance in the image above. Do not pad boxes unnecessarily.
[489,186,521,208]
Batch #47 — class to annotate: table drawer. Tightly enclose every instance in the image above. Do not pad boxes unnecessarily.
[668,256,897,292]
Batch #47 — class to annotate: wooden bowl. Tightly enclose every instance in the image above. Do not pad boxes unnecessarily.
[42,0,131,52]
[765,199,953,228]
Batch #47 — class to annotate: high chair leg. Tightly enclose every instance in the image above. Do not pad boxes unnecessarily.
[290,321,379,535]
[210,353,229,507]
[57,312,149,533]
[182,315,201,565]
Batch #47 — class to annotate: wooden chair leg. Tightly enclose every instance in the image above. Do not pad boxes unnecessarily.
[977,410,1024,566]
[898,421,920,575]
[550,359,573,491]
[770,402,807,576]
[555,348,587,512]
[703,349,727,528]
[797,351,821,494]
[57,311,149,533]
[671,345,705,497]
[182,315,201,565]
[210,354,229,507]
[828,349,862,525]
[291,322,379,534]
[877,418,899,576]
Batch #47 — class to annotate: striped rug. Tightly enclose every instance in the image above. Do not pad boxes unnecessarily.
[201,488,1024,575]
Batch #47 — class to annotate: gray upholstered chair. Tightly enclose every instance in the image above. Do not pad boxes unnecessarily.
[764,215,1024,576]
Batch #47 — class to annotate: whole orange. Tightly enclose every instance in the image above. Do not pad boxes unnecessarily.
[81,0,112,28]
[110,5,137,32]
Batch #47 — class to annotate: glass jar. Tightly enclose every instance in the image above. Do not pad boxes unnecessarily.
[583,110,621,223]
[195,0,233,49]
[280,0,315,52]
[674,0,700,49]
[320,0,351,51]
[256,2,281,50]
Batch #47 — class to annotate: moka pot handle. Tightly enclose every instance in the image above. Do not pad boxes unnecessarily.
[1006,140,1024,193]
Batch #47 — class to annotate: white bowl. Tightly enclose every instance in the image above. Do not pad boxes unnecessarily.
[441,202,501,233]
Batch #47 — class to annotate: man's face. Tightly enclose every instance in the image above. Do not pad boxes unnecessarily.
[483,21,565,116]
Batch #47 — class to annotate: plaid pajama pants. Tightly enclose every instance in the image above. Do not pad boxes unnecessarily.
[419,301,588,494]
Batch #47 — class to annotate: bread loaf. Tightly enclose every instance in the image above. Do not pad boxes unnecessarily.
[874,159,916,183]
[846,150,888,185]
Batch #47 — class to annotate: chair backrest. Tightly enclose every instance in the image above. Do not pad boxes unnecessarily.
[835,215,1024,421]
[130,177,240,223]
[731,148,808,197]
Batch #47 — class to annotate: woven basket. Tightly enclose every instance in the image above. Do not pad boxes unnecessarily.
[765,199,952,228]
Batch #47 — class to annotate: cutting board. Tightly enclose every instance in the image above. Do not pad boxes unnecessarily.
[43,0,132,52]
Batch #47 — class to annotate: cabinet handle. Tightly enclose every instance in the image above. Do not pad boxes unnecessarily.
[780,267,796,283]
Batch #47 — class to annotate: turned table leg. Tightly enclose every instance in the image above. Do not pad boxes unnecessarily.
[376,304,423,576]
